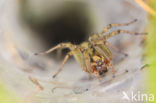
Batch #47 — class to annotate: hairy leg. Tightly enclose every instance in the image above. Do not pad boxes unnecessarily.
[88,19,137,41]
[93,43,112,61]
[110,62,115,78]
[35,42,76,55]
[103,30,147,40]
[100,19,137,35]
[53,51,74,78]
[90,30,146,41]
[91,40,128,57]
[82,51,92,73]
[104,41,128,57]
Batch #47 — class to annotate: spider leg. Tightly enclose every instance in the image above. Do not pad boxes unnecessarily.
[110,62,115,78]
[35,42,75,55]
[104,41,128,57]
[53,49,93,78]
[101,30,147,40]
[83,50,92,73]
[73,48,94,75]
[91,40,128,57]
[53,51,74,78]
[56,48,63,60]
[100,19,137,35]
[89,19,144,41]
[93,44,112,61]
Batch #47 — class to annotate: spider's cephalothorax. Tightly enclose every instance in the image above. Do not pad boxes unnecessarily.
[35,19,146,79]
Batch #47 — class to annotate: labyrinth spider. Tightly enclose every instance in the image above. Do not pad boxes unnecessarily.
[35,19,146,79]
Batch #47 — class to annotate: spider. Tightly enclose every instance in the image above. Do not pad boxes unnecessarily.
[35,19,146,79]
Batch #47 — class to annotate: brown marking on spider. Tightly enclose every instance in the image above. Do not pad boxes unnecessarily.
[35,19,146,79]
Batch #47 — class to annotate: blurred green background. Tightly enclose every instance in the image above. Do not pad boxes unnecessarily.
[147,0,156,102]
[0,81,21,103]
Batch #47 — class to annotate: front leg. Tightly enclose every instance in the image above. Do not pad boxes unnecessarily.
[100,19,137,35]
[53,51,75,78]
[35,42,76,55]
